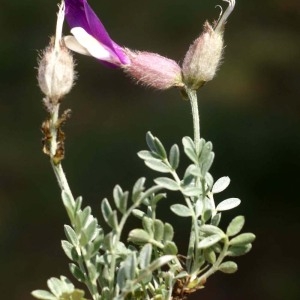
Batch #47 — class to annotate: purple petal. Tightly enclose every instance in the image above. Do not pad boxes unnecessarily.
[64,0,129,66]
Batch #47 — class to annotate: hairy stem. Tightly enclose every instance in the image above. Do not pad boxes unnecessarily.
[198,237,230,282]
[186,88,200,152]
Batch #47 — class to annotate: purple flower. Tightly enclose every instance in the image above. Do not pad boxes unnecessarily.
[64,0,130,67]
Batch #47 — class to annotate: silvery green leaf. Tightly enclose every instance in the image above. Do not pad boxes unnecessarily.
[182,186,202,197]
[132,177,146,203]
[132,209,146,219]
[154,177,179,191]
[59,276,74,293]
[205,173,214,189]
[88,234,103,258]
[47,277,63,297]
[61,240,78,261]
[139,243,152,269]
[146,131,156,152]
[182,137,199,163]
[103,232,113,251]
[183,148,198,164]
[31,290,56,300]
[201,152,215,176]
[101,198,113,223]
[199,141,213,162]
[137,150,159,160]
[69,263,86,282]
[227,244,252,257]
[154,137,167,159]
[226,216,245,237]
[203,209,212,223]
[83,219,98,242]
[169,144,180,170]
[163,223,174,242]
[107,211,118,230]
[142,216,153,234]
[216,198,241,211]
[218,261,238,274]
[151,193,167,205]
[230,233,256,246]
[145,159,171,173]
[113,185,128,214]
[204,247,217,264]
[187,165,201,177]
[117,266,126,290]
[88,263,99,282]
[202,197,213,222]
[182,136,196,153]
[141,185,163,201]
[74,196,83,214]
[170,204,192,217]
[183,173,194,186]
[212,176,230,194]
[124,253,137,280]
[64,225,78,247]
[128,229,151,244]
[198,234,223,249]
[211,213,221,226]
[141,255,174,275]
[78,206,91,228]
[154,219,164,241]
[212,243,222,253]
[195,199,203,218]
[200,225,225,238]
[61,191,74,224]
[163,241,178,255]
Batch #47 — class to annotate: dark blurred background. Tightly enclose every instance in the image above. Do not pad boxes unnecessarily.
[1,0,300,299]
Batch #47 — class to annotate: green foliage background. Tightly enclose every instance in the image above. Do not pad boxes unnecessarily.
[0,0,299,299]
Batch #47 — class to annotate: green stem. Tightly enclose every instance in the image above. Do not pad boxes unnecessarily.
[49,103,75,205]
[48,102,99,299]
[171,170,199,274]
[186,88,200,152]
[108,187,162,296]
[198,237,230,282]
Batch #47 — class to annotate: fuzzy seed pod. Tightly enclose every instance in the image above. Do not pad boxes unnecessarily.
[123,49,184,90]
[38,39,75,102]
[182,22,224,90]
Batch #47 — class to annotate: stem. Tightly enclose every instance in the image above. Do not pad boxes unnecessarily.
[198,237,230,282]
[49,103,75,204]
[186,88,200,152]
[171,170,199,274]
[48,103,100,299]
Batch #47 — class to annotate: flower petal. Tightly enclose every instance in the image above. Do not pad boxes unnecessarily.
[64,0,129,66]
[64,35,91,56]
[71,27,114,61]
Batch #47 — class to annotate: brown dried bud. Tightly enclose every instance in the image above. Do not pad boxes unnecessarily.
[38,39,75,101]
[182,22,224,90]
[123,49,184,90]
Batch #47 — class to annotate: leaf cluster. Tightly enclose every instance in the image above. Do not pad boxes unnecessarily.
[33,132,255,300]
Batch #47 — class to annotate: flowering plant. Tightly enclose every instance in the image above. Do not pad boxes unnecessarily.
[33,1,255,299]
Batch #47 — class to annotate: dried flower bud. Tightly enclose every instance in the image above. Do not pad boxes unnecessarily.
[123,49,184,90]
[38,2,75,103]
[182,0,236,90]
[38,41,75,101]
[182,22,223,90]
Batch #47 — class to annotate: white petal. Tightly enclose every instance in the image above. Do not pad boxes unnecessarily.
[64,35,91,56]
[70,27,113,61]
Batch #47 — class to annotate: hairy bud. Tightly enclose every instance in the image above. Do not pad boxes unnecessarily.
[123,49,183,90]
[38,39,75,102]
[182,22,223,90]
